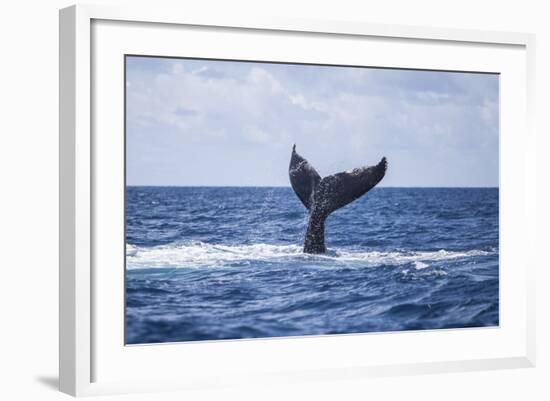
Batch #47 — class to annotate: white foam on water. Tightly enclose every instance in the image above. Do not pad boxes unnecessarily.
[126,244,138,257]
[414,261,430,270]
[126,241,494,270]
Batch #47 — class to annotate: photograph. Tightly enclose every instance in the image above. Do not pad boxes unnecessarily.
[124,55,499,344]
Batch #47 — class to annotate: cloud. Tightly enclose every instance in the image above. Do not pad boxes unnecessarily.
[126,57,498,187]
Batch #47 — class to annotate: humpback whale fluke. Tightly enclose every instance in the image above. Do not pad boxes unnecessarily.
[289,145,387,254]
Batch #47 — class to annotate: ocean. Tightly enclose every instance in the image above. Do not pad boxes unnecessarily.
[125,186,499,344]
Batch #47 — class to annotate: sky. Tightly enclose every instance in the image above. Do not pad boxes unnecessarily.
[126,56,499,187]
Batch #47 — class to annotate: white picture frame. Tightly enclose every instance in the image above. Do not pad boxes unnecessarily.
[59,4,536,397]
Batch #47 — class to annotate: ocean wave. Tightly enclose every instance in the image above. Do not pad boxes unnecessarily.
[126,242,494,270]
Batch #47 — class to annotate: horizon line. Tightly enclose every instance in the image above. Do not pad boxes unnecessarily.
[125,184,499,189]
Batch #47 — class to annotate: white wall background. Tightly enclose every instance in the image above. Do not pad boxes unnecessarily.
[0,0,547,399]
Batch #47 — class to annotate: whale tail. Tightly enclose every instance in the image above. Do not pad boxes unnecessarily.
[289,144,387,254]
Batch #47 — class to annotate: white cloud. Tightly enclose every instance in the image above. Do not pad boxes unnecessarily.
[126,57,498,187]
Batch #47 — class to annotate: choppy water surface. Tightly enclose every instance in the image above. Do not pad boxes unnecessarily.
[126,187,498,344]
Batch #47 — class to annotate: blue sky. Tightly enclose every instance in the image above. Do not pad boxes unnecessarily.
[126,56,499,187]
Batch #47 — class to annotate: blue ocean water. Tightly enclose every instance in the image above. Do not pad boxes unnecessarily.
[125,187,498,344]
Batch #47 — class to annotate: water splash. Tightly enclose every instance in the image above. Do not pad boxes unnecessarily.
[126,241,494,270]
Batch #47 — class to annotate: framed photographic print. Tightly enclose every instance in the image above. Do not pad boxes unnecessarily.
[59,4,536,396]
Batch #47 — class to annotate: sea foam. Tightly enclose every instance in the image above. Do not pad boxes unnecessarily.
[126,241,493,270]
